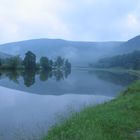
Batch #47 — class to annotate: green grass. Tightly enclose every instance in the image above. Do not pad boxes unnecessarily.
[43,80,140,140]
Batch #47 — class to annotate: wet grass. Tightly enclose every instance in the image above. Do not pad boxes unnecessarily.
[43,80,140,140]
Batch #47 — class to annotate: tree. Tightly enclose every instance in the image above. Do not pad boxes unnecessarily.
[49,60,53,69]
[56,56,64,68]
[133,58,140,70]
[7,55,22,69]
[40,57,51,70]
[23,51,36,70]
[65,59,71,70]
[0,59,2,67]
[94,50,140,70]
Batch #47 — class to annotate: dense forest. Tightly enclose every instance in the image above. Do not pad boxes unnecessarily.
[92,50,140,70]
[0,51,71,71]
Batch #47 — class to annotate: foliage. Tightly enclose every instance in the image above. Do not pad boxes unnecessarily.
[0,55,22,69]
[0,51,71,72]
[0,59,2,67]
[64,59,71,70]
[8,56,22,69]
[23,51,36,69]
[40,57,51,70]
[94,50,140,70]
[55,56,64,68]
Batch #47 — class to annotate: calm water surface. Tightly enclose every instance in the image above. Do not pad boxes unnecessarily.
[0,69,138,140]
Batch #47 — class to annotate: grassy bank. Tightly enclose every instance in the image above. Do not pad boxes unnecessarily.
[43,80,140,140]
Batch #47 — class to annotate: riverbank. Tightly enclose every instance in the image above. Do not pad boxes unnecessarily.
[43,80,140,140]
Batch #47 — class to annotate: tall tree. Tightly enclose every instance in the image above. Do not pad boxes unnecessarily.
[23,51,36,69]
[49,60,53,69]
[65,59,71,70]
[56,56,64,68]
[40,57,51,70]
[0,59,2,67]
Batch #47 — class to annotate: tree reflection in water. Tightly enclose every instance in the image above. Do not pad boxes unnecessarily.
[22,70,36,87]
[39,70,53,81]
[0,69,71,87]
[0,70,21,84]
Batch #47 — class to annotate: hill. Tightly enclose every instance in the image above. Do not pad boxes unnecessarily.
[94,50,140,70]
[1,35,140,66]
[0,52,12,59]
[0,39,122,66]
[118,35,140,53]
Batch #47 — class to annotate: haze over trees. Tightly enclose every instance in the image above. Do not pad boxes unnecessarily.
[93,50,140,70]
[1,35,140,71]
[0,38,123,66]
[1,35,140,67]
[0,51,71,71]
[0,56,22,69]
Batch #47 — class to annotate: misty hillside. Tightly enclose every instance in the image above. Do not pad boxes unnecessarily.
[118,35,140,53]
[0,35,140,66]
[94,50,140,70]
[0,39,122,66]
[0,52,12,59]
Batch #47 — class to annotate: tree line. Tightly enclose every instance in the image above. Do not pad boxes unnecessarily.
[92,50,140,70]
[0,51,71,71]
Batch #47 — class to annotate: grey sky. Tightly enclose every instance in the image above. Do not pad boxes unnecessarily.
[0,0,140,43]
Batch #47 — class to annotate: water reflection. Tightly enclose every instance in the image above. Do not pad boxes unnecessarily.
[0,69,138,140]
[0,69,71,87]
[0,87,112,140]
[1,70,21,84]
[0,69,138,96]
[89,70,139,86]
[39,70,52,81]
[22,70,36,87]
[1,69,117,140]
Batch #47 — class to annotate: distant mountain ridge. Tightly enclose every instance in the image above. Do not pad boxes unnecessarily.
[118,35,140,53]
[126,35,140,47]
[0,35,140,66]
[0,39,122,66]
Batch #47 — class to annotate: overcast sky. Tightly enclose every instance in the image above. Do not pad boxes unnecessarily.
[0,0,140,43]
